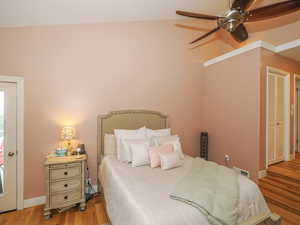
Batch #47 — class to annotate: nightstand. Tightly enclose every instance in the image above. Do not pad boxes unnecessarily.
[44,154,87,219]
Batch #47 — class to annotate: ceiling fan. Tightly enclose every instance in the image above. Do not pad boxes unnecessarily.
[176,0,300,44]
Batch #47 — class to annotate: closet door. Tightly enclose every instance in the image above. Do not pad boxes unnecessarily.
[268,74,277,163]
[276,76,285,161]
[267,73,286,165]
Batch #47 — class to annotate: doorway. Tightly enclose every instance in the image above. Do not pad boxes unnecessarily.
[0,82,17,212]
[0,76,24,212]
[266,67,290,166]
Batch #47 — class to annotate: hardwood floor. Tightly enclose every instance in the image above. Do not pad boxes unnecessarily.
[2,156,300,225]
[0,194,109,225]
[259,153,300,225]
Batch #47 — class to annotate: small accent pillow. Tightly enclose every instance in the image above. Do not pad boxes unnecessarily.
[130,142,151,167]
[145,128,171,138]
[121,139,150,162]
[104,134,116,156]
[154,135,184,159]
[149,144,174,168]
[159,152,181,170]
[114,128,146,161]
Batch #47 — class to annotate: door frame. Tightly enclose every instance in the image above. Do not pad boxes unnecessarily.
[293,73,300,159]
[266,67,290,168]
[0,76,24,210]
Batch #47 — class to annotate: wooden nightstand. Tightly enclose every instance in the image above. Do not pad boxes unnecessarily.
[44,155,87,219]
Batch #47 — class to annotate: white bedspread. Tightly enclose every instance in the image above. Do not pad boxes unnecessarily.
[99,155,269,225]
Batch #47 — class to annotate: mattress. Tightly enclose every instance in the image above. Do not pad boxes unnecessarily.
[99,155,270,225]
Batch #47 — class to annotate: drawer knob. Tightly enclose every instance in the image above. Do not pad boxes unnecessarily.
[64,196,68,200]
[64,184,68,188]
[64,172,68,176]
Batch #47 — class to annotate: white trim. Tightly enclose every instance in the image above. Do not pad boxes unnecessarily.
[284,74,291,162]
[265,67,290,168]
[258,170,267,179]
[24,196,46,208]
[293,74,300,158]
[290,153,296,160]
[276,39,300,52]
[0,75,24,210]
[203,39,300,67]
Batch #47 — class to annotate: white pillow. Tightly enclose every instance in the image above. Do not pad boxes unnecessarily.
[154,135,184,159]
[130,142,150,167]
[159,152,181,170]
[153,135,179,146]
[104,134,116,156]
[145,128,171,138]
[114,128,146,161]
[121,139,150,162]
[164,140,184,159]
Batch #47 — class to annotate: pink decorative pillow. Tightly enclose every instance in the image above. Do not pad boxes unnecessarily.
[149,144,174,168]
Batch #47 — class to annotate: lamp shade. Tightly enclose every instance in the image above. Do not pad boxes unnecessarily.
[61,126,75,141]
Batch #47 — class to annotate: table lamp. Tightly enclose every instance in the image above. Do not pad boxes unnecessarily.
[61,126,75,155]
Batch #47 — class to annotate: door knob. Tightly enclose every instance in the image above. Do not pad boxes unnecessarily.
[8,152,15,157]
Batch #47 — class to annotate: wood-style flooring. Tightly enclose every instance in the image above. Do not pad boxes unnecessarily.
[2,154,300,225]
[0,194,109,225]
[259,153,300,225]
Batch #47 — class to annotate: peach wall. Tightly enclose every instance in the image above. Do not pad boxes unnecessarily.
[0,20,210,199]
[0,10,299,199]
[202,47,300,180]
[202,48,261,181]
[259,49,300,170]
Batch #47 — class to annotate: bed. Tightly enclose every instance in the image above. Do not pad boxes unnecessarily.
[97,110,281,225]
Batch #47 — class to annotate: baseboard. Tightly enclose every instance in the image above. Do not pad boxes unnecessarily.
[24,196,46,208]
[23,185,98,209]
[258,170,267,179]
[290,154,295,160]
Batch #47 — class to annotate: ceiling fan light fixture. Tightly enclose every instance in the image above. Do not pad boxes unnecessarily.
[176,0,300,45]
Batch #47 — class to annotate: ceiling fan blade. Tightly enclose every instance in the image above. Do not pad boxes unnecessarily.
[231,24,249,42]
[231,0,256,11]
[246,0,300,22]
[190,27,220,44]
[176,10,218,20]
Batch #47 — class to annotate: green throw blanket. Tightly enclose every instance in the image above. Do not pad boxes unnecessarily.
[170,158,239,225]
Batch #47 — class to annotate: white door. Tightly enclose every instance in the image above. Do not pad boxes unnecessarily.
[267,72,288,165]
[0,82,17,212]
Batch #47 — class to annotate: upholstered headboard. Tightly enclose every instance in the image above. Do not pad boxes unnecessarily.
[97,110,169,181]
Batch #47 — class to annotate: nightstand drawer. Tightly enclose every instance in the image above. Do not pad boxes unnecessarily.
[50,166,81,180]
[51,190,81,208]
[50,179,81,193]
[50,162,81,169]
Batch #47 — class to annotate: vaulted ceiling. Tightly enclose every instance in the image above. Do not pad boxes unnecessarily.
[0,0,230,27]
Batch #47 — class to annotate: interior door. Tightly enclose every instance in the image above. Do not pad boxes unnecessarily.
[267,73,287,165]
[0,82,17,212]
[268,74,277,163]
[276,76,285,161]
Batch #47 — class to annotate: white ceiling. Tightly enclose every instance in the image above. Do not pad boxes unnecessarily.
[279,46,300,63]
[0,0,230,27]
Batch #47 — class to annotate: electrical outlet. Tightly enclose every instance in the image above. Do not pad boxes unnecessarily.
[233,167,250,177]
[225,155,230,161]
[86,178,92,185]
